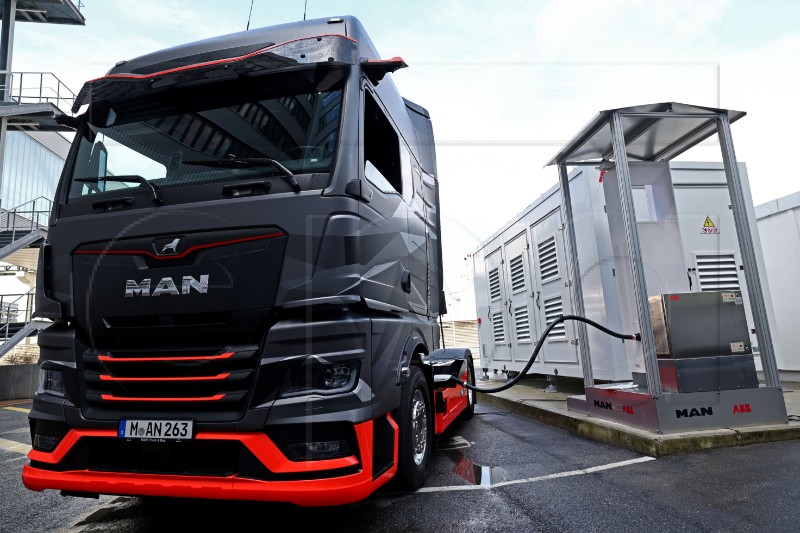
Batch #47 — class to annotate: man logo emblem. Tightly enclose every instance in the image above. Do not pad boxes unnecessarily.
[160,238,180,254]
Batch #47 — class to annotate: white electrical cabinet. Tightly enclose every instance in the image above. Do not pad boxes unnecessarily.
[470,161,773,382]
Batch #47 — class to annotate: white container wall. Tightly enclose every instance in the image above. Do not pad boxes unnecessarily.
[470,166,628,381]
[755,191,800,378]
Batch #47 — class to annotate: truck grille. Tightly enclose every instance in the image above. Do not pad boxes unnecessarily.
[80,346,259,422]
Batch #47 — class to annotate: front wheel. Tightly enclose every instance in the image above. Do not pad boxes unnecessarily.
[393,366,433,491]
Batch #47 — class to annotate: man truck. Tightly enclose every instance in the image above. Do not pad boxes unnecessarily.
[22,15,475,507]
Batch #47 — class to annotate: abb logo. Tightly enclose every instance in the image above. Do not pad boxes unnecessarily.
[733,403,751,414]
[622,405,634,415]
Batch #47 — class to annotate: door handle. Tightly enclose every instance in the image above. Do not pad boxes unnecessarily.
[222,179,272,197]
[401,270,411,293]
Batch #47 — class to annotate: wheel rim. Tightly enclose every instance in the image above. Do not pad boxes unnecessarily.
[411,389,428,465]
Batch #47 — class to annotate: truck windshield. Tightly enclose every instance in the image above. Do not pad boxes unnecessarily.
[66,68,345,203]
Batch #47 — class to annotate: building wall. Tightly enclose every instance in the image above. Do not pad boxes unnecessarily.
[1,131,67,211]
[443,270,477,321]
[755,191,800,375]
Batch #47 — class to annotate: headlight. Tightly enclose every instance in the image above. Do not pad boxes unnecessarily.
[36,367,64,397]
[280,360,359,398]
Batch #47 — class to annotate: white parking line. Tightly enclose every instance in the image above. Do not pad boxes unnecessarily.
[0,437,30,455]
[415,456,656,493]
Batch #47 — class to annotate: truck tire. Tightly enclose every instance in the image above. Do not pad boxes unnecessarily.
[393,365,433,491]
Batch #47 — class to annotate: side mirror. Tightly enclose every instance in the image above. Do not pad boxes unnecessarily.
[360,57,408,85]
[54,113,83,130]
[55,112,95,142]
[86,99,116,128]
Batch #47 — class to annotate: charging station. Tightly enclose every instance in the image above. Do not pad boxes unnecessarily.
[546,102,788,433]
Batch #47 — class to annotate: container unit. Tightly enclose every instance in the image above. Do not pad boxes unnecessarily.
[755,191,800,379]
[471,159,776,386]
[470,166,629,381]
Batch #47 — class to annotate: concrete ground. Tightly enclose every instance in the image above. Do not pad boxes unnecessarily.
[475,373,800,457]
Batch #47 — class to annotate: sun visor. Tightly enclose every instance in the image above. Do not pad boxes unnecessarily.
[73,34,358,112]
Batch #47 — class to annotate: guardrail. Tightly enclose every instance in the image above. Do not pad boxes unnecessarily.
[0,291,35,343]
[0,196,51,241]
[0,71,76,113]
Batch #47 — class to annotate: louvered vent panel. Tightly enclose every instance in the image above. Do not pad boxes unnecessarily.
[509,255,525,293]
[492,311,505,344]
[696,253,740,291]
[538,236,559,282]
[489,268,501,301]
[514,305,531,343]
[543,296,566,340]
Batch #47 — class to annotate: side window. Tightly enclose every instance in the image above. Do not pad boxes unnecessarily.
[363,91,402,195]
[400,143,414,203]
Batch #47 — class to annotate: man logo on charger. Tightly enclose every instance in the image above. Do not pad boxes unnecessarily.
[125,275,209,297]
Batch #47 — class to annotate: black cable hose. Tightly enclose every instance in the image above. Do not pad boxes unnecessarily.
[450,314,641,393]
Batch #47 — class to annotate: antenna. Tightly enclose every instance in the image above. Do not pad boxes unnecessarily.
[303,0,308,20]
[246,0,254,30]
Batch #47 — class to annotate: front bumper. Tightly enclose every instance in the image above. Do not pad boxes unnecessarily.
[23,415,398,507]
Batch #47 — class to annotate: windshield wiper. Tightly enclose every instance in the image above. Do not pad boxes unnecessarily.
[75,175,163,205]
[182,157,301,193]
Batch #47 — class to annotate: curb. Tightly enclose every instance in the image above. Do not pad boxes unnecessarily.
[477,392,800,457]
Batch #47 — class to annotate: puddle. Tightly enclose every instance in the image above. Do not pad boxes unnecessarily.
[450,452,509,486]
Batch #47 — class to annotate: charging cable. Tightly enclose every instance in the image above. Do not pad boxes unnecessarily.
[449,314,640,393]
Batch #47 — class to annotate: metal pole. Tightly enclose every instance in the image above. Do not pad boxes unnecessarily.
[716,113,781,388]
[557,162,593,387]
[609,111,662,398]
[0,0,15,101]
[0,0,15,213]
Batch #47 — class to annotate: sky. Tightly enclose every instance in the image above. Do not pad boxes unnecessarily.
[10,0,800,294]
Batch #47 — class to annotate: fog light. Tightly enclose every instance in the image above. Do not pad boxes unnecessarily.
[286,439,350,460]
[37,368,64,397]
[33,434,60,452]
[281,360,359,398]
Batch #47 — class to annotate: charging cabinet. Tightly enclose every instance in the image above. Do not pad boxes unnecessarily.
[545,102,787,433]
[649,291,758,393]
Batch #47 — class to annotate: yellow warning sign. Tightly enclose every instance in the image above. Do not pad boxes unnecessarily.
[701,216,719,234]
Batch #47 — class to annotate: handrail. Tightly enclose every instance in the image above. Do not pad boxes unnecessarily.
[0,197,52,238]
[0,71,77,114]
[0,291,36,343]
[7,196,53,214]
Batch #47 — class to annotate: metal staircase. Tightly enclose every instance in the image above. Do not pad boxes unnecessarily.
[0,197,52,358]
[0,291,49,358]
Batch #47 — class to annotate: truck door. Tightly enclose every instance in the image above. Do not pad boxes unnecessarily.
[503,231,537,364]
[360,88,411,310]
[485,247,511,362]
[530,209,578,365]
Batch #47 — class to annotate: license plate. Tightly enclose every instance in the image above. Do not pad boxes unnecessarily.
[118,419,193,441]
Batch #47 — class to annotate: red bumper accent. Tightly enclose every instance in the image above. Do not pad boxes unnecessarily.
[434,370,470,434]
[23,419,397,507]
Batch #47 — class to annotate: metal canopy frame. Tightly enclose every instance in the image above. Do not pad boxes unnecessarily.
[546,102,786,433]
